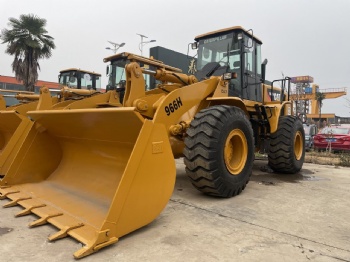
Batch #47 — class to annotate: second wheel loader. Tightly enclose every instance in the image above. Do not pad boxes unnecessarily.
[0,26,304,258]
[58,68,102,91]
[0,68,108,184]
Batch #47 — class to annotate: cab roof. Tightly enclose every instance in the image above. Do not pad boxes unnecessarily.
[194,26,262,44]
[59,68,101,76]
[103,52,182,73]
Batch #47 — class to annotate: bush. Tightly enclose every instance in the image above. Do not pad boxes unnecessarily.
[339,153,350,167]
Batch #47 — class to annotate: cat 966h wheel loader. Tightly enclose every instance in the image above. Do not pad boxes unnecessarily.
[0,26,305,258]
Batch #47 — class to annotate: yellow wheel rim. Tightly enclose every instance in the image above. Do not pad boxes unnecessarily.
[294,130,303,160]
[224,129,248,175]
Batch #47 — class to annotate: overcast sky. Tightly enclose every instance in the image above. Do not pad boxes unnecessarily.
[1,0,350,116]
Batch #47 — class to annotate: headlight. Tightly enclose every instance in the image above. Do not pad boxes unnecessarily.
[223,72,237,80]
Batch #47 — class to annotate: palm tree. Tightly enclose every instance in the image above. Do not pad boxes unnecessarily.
[0,14,55,91]
[315,91,326,128]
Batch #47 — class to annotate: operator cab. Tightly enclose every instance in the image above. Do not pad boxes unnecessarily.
[104,52,184,104]
[105,58,127,92]
[105,57,128,103]
[192,26,263,102]
[58,68,101,91]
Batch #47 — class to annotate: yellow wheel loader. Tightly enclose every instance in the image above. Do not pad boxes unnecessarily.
[0,67,103,148]
[58,68,102,91]
[0,26,305,258]
[0,86,106,185]
[0,67,108,185]
[1,68,102,109]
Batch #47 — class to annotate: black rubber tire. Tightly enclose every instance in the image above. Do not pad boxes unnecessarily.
[268,115,305,174]
[183,105,254,198]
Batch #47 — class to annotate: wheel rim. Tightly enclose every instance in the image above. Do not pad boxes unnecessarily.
[294,130,303,160]
[224,129,248,175]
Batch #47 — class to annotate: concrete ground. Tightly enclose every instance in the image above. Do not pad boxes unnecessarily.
[0,159,349,262]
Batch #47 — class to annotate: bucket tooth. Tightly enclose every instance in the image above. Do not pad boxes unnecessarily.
[48,223,84,241]
[29,212,63,227]
[16,204,46,217]
[0,188,19,200]
[3,196,32,208]
[73,233,119,259]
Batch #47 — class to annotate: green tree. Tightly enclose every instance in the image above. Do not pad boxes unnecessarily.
[0,14,55,91]
[315,91,326,128]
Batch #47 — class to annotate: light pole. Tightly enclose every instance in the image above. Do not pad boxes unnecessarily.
[106,41,125,53]
[137,34,156,56]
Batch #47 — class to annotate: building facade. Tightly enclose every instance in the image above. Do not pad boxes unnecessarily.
[0,75,60,106]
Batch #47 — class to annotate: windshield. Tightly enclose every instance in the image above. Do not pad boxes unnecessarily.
[59,72,77,87]
[196,32,240,79]
[59,71,101,90]
[321,127,350,135]
[107,59,128,90]
[81,73,101,90]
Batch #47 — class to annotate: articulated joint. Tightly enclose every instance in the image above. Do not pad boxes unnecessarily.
[169,121,191,136]
[134,99,148,111]
[127,62,142,78]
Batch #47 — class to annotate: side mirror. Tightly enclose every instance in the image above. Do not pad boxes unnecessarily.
[106,66,109,76]
[261,59,268,84]
[191,42,198,50]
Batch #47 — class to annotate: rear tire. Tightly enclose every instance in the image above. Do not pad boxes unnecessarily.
[268,116,305,173]
[184,105,254,198]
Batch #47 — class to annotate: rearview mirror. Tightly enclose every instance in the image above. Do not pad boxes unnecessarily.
[191,42,198,49]
[261,59,268,83]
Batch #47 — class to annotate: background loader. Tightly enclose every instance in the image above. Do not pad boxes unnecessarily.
[1,68,102,108]
[58,68,102,91]
[0,68,108,185]
[0,26,305,258]
[0,86,107,185]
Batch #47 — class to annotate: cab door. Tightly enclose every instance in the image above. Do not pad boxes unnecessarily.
[242,36,262,102]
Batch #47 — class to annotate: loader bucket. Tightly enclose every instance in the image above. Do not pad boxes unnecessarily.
[0,111,34,178]
[0,111,33,153]
[0,88,54,154]
[0,91,54,178]
[0,95,5,110]
[0,107,176,258]
[4,100,38,116]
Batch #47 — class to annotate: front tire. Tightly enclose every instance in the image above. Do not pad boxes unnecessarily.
[268,116,305,173]
[184,105,254,198]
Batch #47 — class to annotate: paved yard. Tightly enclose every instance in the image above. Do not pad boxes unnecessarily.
[0,159,349,262]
